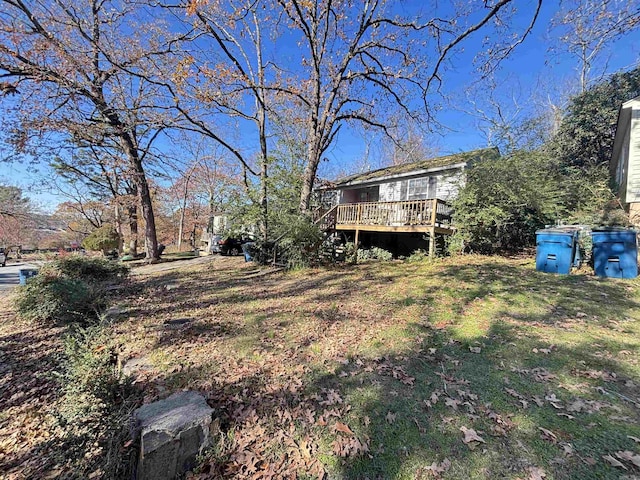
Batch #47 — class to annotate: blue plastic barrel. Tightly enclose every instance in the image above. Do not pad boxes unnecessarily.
[536,228,581,274]
[591,228,637,279]
[19,269,39,285]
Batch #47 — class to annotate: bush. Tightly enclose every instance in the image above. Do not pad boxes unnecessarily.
[15,274,101,326]
[43,256,129,284]
[82,224,120,255]
[15,256,128,326]
[251,215,323,269]
[55,326,139,478]
[405,249,431,263]
[342,243,394,263]
[450,151,564,254]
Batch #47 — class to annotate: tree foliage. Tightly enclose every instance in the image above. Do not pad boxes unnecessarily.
[82,224,120,255]
[545,66,640,223]
[450,151,565,254]
[550,66,640,173]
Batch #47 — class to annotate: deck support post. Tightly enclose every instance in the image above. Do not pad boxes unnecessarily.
[354,228,360,263]
[428,227,436,257]
[429,199,438,257]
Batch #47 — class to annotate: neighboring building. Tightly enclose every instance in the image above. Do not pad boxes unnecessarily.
[610,96,640,225]
[314,147,500,256]
[200,213,230,253]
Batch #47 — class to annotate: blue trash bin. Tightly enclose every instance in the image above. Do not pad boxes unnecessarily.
[536,228,581,274]
[19,268,39,285]
[591,228,637,279]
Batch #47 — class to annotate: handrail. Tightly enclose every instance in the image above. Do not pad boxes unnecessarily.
[334,198,452,227]
[314,204,339,231]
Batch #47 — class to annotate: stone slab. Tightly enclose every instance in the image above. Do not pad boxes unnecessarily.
[133,390,213,480]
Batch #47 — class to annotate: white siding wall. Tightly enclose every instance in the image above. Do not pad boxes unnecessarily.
[340,167,465,203]
[627,107,640,203]
[377,169,464,201]
[379,181,402,201]
[435,170,464,200]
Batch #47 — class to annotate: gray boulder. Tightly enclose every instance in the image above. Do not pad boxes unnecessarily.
[133,391,213,480]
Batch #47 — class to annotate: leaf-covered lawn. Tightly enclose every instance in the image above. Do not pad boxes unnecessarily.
[113,255,640,479]
[2,254,640,479]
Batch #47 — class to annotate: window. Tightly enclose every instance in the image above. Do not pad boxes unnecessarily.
[407,177,437,200]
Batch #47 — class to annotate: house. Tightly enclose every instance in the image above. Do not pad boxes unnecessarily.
[313,147,500,256]
[610,96,640,225]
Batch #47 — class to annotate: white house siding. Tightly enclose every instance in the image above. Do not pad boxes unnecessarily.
[627,107,640,203]
[375,168,463,202]
[616,119,630,201]
[379,181,402,202]
[435,170,464,200]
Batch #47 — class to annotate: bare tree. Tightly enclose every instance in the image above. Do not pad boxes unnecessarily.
[551,0,640,93]
[273,0,542,212]
[0,0,182,259]
[163,0,273,241]
[47,146,139,254]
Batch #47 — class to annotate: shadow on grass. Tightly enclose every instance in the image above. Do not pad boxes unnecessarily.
[121,257,640,479]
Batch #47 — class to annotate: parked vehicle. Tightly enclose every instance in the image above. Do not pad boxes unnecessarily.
[0,250,5,267]
[210,236,253,256]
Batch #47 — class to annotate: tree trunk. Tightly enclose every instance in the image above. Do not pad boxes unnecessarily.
[299,141,320,214]
[177,207,185,250]
[127,203,138,256]
[136,166,159,260]
[123,143,158,260]
[114,202,124,254]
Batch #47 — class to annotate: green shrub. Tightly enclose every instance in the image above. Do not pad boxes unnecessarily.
[82,224,120,255]
[15,256,128,326]
[43,255,129,284]
[56,326,139,478]
[450,151,564,254]
[357,246,393,262]
[14,274,101,326]
[251,215,323,269]
[406,249,431,263]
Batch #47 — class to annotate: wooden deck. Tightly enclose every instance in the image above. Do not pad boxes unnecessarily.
[315,199,454,255]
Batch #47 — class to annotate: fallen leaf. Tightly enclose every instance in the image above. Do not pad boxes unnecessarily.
[527,466,546,480]
[334,422,354,436]
[561,443,574,457]
[385,411,397,424]
[556,412,575,419]
[544,393,564,409]
[469,347,481,354]
[603,454,627,470]
[615,450,640,468]
[445,397,461,410]
[423,457,451,477]
[460,426,485,448]
[538,427,557,443]
[566,399,587,413]
[628,435,640,443]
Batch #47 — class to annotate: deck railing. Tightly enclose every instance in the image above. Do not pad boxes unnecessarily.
[316,198,452,230]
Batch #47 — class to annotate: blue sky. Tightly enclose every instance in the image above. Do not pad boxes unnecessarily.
[2,0,639,211]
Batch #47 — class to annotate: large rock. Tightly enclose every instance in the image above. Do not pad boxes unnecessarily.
[133,391,213,480]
